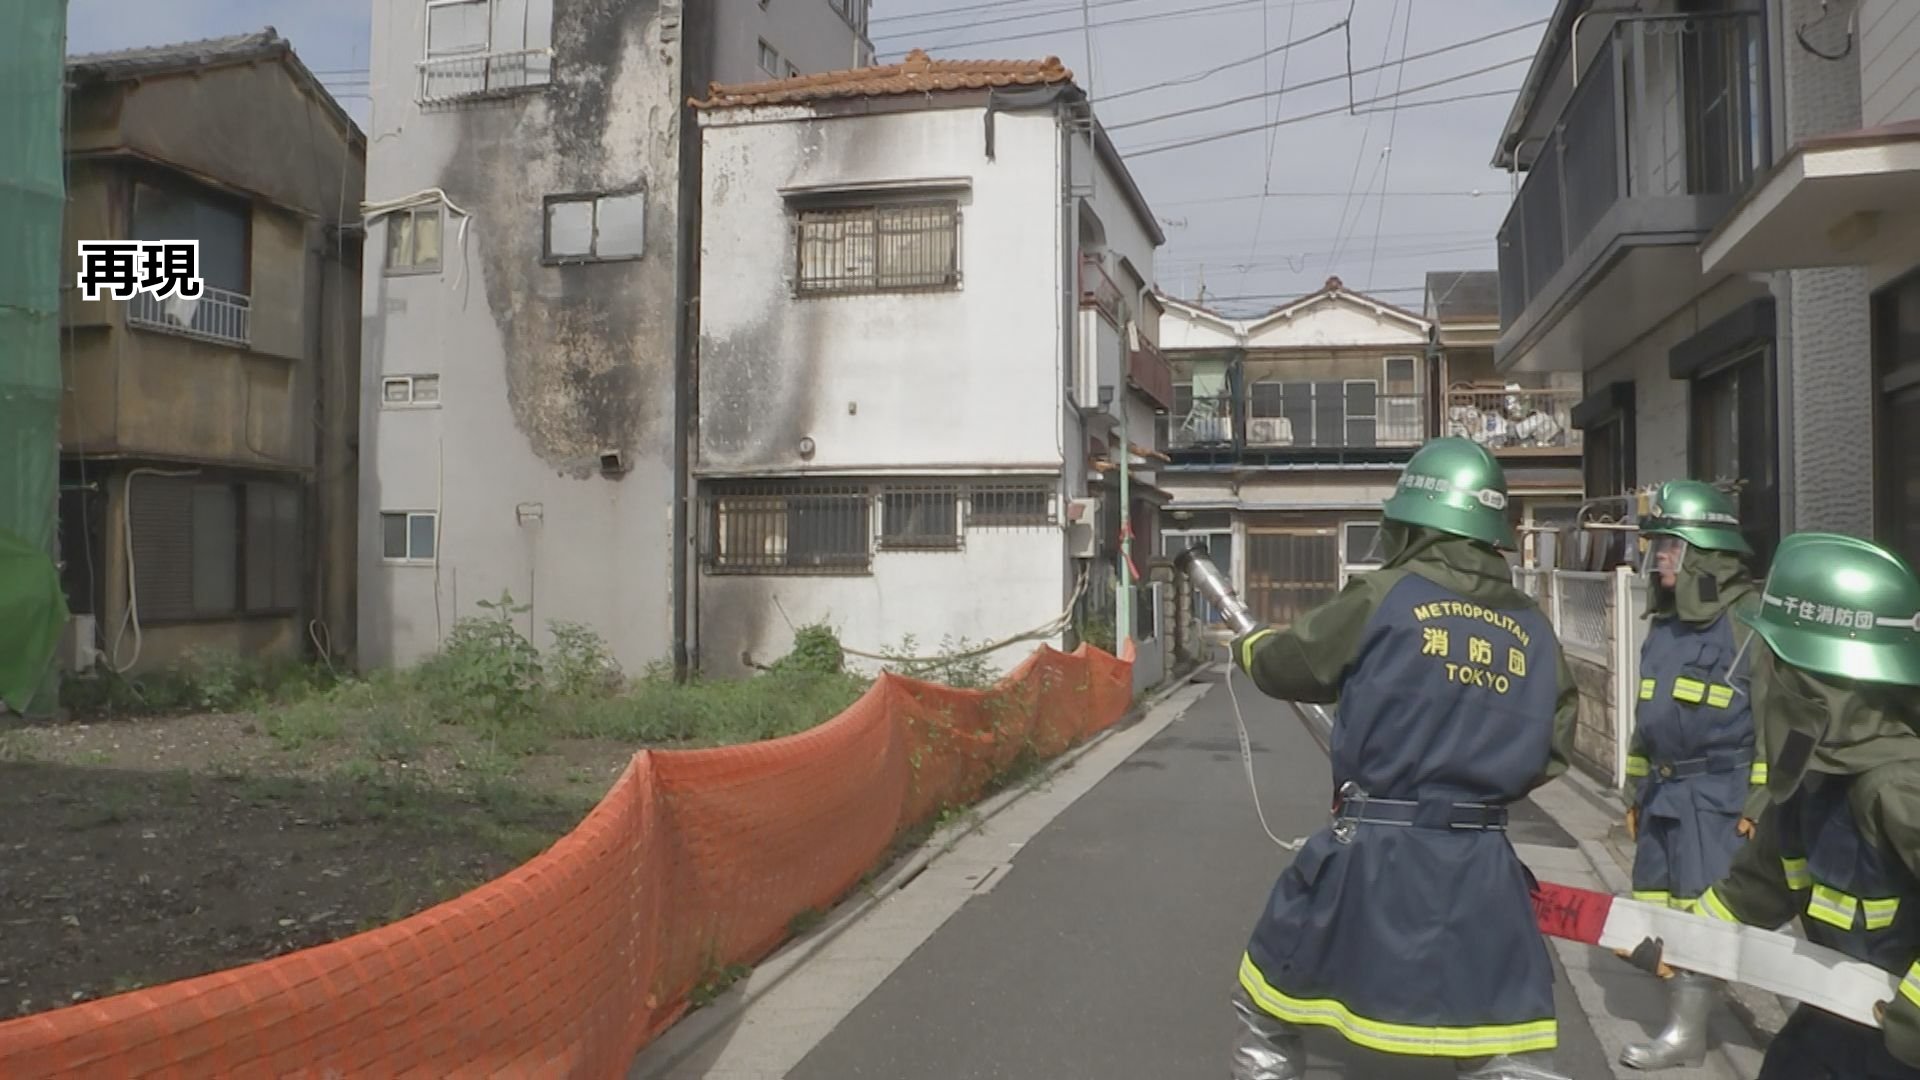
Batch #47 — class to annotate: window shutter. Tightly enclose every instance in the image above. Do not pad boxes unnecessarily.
[129,476,194,621]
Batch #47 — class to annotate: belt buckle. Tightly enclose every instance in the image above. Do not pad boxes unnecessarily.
[1331,780,1366,844]
[1658,763,1675,778]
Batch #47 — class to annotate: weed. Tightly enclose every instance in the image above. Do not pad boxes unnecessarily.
[690,962,754,1008]
[362,711,430,764]
[420,592,543,727]
[1075,614,1117,655]
[786,907,826,937]
[263,701,344,750]
[770,623,845,676]
[881,633,998,690]
[0,728,38,763]
[545,621,623,698]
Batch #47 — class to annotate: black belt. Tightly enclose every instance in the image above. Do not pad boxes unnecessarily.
[1331,792,1509,832]
[1650,751,1754,780]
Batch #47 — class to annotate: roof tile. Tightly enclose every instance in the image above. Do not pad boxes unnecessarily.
[694,48,1073,109]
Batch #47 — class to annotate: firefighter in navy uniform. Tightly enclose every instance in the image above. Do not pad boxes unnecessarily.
[1227,437,1579,1080]
[1618,480,1769,1070]
[1693,533,1920,1079]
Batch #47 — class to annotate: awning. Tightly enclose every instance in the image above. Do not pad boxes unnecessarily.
[1702,120,1920,275]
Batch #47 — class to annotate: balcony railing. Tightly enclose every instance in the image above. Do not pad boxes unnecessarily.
[1127,340,1175,412]
[1446,386,1583,452]
[127,286,251,348]
[1079,256,1125,326]
[1497,13,1766,327]
[417,48,553,104]
[1161,391,1426,451]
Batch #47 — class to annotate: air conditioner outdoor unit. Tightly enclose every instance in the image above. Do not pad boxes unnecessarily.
[1247,416,1293,446]
[62,614,98,674]
[1065,497,1100,559]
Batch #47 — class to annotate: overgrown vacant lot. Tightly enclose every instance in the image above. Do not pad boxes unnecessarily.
[0,600,1003,1020]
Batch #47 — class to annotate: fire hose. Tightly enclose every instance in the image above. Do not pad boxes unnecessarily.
[1171,545,1896,1029]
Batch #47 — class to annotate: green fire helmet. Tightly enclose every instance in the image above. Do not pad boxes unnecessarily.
[1642,479,1751,554]
[1740,533,1920,688]
[1380,436,1516,549]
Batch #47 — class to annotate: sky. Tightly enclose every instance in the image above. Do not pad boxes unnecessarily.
[65,0,1553,316]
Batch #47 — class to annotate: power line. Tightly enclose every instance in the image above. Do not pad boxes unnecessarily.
[1120,65,1527,158]
[1152,188,1493,206]
[1326,0,1401,278]
[1362,0,1415,289]
[878,0,1279,52]
[1239,0,1303,294]
[872,0,1344,30]
[1095,17,1341,103]
[1107,17,1542,132]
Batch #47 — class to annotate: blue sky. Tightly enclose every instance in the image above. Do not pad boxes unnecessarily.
[66,0,1552,313]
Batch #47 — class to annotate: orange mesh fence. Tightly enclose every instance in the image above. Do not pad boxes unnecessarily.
[0,643,1134,1077]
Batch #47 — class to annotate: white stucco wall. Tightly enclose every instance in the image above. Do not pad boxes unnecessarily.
[698,105,1066,475]
[698,527,1069,677]
[1584,276,1767,489]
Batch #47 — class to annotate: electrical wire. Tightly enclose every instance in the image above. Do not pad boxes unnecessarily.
[872,0,1343,29]
[879,0,1278,52]
[1122,81,1523,157]
[1325,0,1403,276]
[1361,0,1416,290]
[1104,18,1543,132]
[1095,17,1339,103]
[108,468,203,674]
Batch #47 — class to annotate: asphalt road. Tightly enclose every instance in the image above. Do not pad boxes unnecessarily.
[787,671,1616,1079]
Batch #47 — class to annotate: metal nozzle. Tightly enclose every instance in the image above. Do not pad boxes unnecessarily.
[1174,545,1260,636]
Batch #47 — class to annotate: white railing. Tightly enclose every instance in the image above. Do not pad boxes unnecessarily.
[417,48,553,104]
[127,286,251,348]
[1514,565,1652,790]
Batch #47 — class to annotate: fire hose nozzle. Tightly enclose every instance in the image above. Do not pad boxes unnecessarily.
[1173,545,1261,637]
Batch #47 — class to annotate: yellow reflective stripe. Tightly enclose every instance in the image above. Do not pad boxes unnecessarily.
[1669,896,1701,913]
[1699,888,1742,924]
[1706,685,1735,708]
[1808,884,1860,930]
[1239,955,1556,1058]
[1239,629,1276,672]
[1751,762,1769,786]
[1780,857,1812,891]
[1903,962,1920,1009]
[1626,755,1650,779]
[1631,890,1670,904]
[1639,678,1656,701]
[1672,678,1707,704]
[1865,898,1901,931]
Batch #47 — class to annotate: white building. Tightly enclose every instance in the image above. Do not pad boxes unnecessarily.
[690,50,1173,680]
[356,0,871,674]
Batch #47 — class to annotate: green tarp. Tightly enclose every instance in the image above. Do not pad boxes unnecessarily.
[0,528,68,708]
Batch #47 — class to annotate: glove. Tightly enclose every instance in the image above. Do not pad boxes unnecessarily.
[1736,817,1756,840]
[1625,805,1639,842]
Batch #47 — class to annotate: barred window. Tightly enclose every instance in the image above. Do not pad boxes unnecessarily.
[129,476,302,621]
[795,202,960,295]
[708,482,872,574]
[969,482,1055,528]
[880,485,961,550]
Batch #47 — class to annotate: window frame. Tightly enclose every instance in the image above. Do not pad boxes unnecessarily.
[380,510,440,566]
[127,476,303,624]
[384,205,445,276]
[706,482,873,576]
[128,170,253,295]
[791,198,963,297]
[541,188,647,265]
[966,481,1056,529]
[381,374,442,409]
[758,39,780,76]
[424,0,493,59]
[878,485,963,551]
[417,0,554,103]
[1339,518,1385,588]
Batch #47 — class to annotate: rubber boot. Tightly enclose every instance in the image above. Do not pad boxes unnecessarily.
[1230,989,1307,1080]
[1455,1051,1575,1080]
[1620,972,1719,1070]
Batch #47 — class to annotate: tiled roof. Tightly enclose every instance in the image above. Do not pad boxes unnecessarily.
[694,48,1073,109]
[68,29,286,81]
[1424,270,1500,322]
[66,27,364,146]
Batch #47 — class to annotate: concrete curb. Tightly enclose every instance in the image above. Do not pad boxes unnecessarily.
[629,666,1208,1079]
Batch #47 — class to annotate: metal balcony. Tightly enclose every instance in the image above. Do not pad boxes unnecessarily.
[1445,386,1583,455]
[127,285,251,348]
[417,48,553,104]
[1496,12,1768,372]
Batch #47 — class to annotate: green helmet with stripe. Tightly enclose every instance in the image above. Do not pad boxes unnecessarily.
[1380,437,1515,549]
[1643,479,1751,554]
[1740,533,1920,688]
